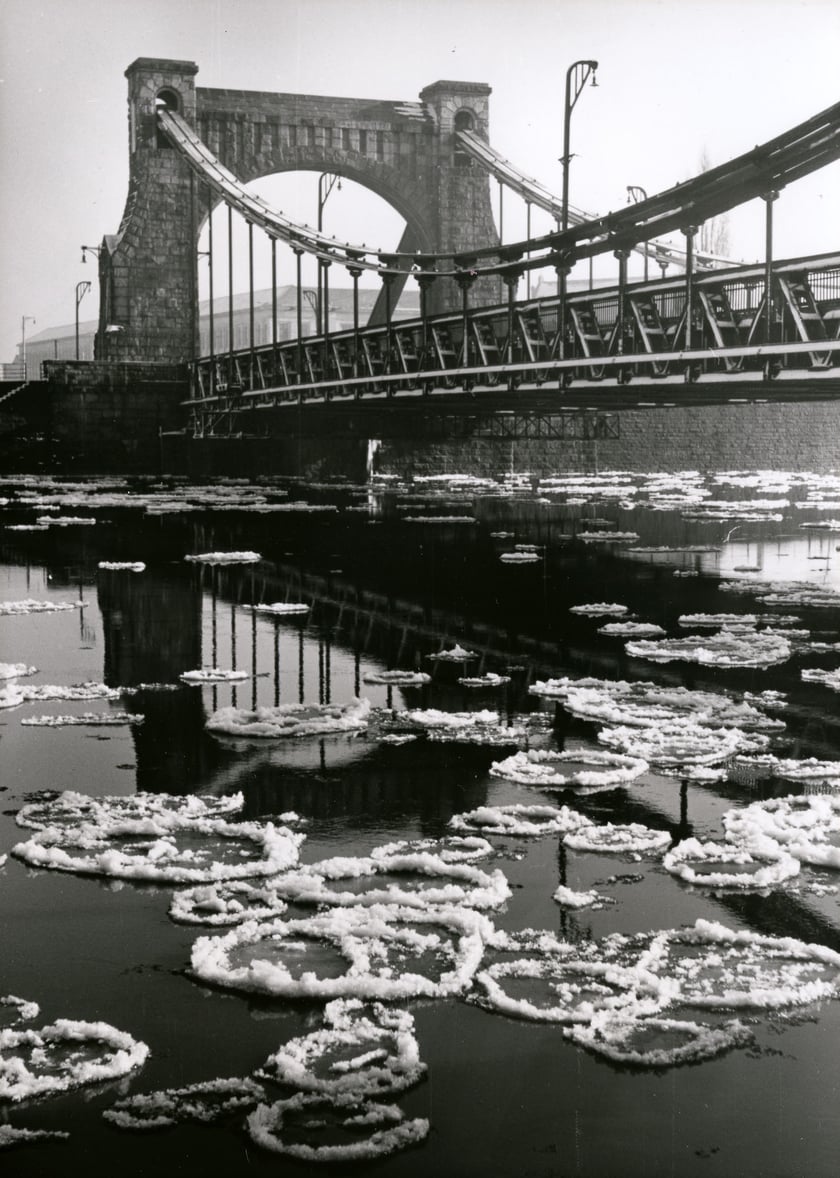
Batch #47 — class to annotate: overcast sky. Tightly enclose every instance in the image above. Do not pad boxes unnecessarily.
[2,0,839,362]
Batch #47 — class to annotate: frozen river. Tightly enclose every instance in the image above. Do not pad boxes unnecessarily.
[2,467,840,1177]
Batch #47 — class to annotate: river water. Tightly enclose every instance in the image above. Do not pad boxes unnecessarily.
[2,468,840,1177]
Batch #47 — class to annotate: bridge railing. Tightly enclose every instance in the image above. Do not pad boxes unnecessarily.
[187,250,840,432]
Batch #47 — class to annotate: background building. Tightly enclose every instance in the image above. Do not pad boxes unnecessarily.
[3,285,420,380]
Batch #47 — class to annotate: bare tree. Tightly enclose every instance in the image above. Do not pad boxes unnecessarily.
[697,148,731,258]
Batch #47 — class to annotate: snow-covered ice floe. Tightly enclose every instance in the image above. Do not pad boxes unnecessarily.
[184,551,261,564]
[386,707,545,746]
[426,644,477,662]
[170,881,288,926]
[0,995,40,1028]
[564,822,672,856]
[564,1012,753,1068]
[598,720,768,769]
[552,886,610,910]
[457,672,512,688]
[569,603,628,617]
[97,562,146,572]
[490,748,649,790]
[527,677,783,732]
[449,803,592,839]
[172,850,510,922]
[0,663,37,680]
[499,551,541,563]
[662,837,800,890]
[206,698,370,739]
[245,602,310,615]
[362,670,431,686]
[723,795,840,868]
[635,918,840,1009]
[801,668,840,693]
[13,806,302,885]
[103,1077,265,1130]
[369,835,494,864]
[20,712,143,727]
[256,998,426,1098]
[598,621,666,638]
[0,1019,149,1103]
[190,904,493,1001]
[474,957,672,1024]
[246,1092,429,1162]
[180,669,249,684]
[625,628,791,668]
[0,1126,70,1149]
[15,789,246,831]
[0,599,84,615]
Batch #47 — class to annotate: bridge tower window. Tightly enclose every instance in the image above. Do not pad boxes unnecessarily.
[155,89,180,147]
[453,109,474,168]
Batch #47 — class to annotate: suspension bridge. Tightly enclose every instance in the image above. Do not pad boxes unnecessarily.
[25,58,840,456]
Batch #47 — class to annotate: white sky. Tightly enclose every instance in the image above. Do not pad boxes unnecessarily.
[2,0,840,362]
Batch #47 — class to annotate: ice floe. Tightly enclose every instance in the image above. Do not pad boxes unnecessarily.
[190,904,493,1001]
[564,823,672,856]
[103,1077,265,1130]
[256,998,426,1097]
[489,748,649,790]
[457,672,512,688]
[565,1012,753,1068]
[0,662,37,680]
[552,885,609,909]
[369,836,494,864]
[246,602,310,615]
[169,881,288,926]
[801,667,840,692]
[174,851,510,919]
[20,712,143,727]
[184,551,262,564]
[536,677,783,733]
[0,599,84,615]
[449,803,592,838]
[598,721,768,768]
[0,1126,70,1149]
[426,644,477,662]
[13,815,303,885]
[724,795,840,868]
[474,957,670,1024]
[663,838,800,889]
[499,551,541,563]
[0,1019,149,1103]
[625,628,791,668]
[362,670,431,686]
[0,995,40,1027]
[246,1092,429,1162]
[569,603,629,617]
[180,669,249,684]
[15,789,245,831]
[598,621,666,638]
[207,698,370,739]
[637,919,840,1009]
[97,562,146,572]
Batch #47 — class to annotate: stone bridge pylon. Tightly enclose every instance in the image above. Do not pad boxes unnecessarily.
[95,57,499,363]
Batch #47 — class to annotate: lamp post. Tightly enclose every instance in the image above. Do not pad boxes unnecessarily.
[561,60,598,233]
[80,244,101,264]
[626,185,649,282]
[316,173,341,334]
[20,315,35,380]
[75,281,91,360]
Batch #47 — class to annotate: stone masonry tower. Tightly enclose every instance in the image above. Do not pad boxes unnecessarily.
[99,59,499,364]
[96,58,200,363]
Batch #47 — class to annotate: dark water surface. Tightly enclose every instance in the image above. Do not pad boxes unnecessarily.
[2,470,840,1177]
